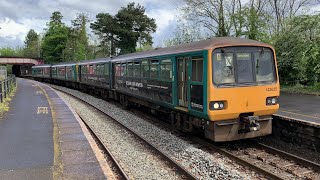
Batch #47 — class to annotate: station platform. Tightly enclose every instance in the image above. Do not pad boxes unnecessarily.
[0,78,113,179]
[277,92,320,126]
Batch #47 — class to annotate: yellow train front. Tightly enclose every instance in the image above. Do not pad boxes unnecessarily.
[205,43,279,141]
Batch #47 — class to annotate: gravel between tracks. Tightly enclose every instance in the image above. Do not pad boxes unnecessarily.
[57,91,184,180]
[53,84,261,179]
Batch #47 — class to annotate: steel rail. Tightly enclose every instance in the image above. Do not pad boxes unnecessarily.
[76,110,130,180]
[255,142,320,172]
[54,87,198,180]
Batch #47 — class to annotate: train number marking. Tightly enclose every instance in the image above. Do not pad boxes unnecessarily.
[266,87,277,91]
[37,107,49,114]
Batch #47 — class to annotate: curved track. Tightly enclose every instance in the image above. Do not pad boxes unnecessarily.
[131,109,320,180]
[76,113,130,180]
[54,88,197,180]
[53,85,320,180]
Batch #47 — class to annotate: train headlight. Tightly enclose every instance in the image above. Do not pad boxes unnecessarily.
[266,97,278,105]
[209,101,225,110]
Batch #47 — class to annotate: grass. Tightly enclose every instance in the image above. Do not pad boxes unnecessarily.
[0,85,17,117]
[281,84,320,96]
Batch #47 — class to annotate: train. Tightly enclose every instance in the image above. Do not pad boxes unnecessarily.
[32,37,280,142]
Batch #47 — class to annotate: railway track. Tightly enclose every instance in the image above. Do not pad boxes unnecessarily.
[194,138,320,180]
[52,84,320,180]
[130,110,320,180]
[55,88,197,180]
[76,113,130,180]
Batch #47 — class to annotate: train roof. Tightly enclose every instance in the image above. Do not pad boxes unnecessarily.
[111,37,269,62]
[51,61,77,67]
[77,57,111,65]
[32,64,51,68]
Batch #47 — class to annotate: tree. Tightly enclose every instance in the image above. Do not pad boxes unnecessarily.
[91,13,119,56]
[182,0,234,37]
[115,2,157,54]
[91,2,157,55]
[267,0,315,33]
[23,29,40,58]
[164,21,205,47]
[64,13,90,61]
[41,11,69,63]
[274,14,320,85]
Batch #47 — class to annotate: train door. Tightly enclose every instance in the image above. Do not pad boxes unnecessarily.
[112,63,116,89]
[177,57,190,107]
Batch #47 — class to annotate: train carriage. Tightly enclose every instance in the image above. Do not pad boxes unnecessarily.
[31,64,51,81]
[32,37,280,142]
[78,58,112,89]
[110,37,279,141]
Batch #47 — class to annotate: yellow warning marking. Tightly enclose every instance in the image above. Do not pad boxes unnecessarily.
[37,107,49,114]
[36,90,43,95]
[278,110,320,120]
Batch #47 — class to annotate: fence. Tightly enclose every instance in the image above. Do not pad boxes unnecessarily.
[0,66,7,80]
[0,75,16,103]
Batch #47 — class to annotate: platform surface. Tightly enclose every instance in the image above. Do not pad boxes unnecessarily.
[277,92,320,125]
[0,78,109,179]
[0,78,53,179]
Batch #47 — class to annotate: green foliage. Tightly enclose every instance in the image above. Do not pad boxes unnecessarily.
[136,43,153,52]
[91,13,118,56]
[64,13,90,61]
[274,14,320,85]
[116,2,157,54]
[91,2,157,55]
[41,11,69,63]
[164,21,205,47]
[23,29,40,58]
[0,47,24,57]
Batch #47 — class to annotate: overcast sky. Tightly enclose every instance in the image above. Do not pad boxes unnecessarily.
[0,0,319,49]
[0,0,183,48]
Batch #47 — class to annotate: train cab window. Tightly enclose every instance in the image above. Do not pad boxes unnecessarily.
[236,53,254,83]
[160,59,172,81]
[254,51,275,83]
[121,63,127,77]
[150,60,159,79]
[213,52,235,85]
[192,56,203,82]
[133,61,141,77]
[127,62,133,77]
[141,60,149,78]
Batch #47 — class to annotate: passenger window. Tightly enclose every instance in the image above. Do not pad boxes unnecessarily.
[160,59,172,81]
[97,65,100,75]
[133,61,141,77]
[104,63,109,75]
[141,60,149,78]
[150,60,159,79]
[89,65,92,74]
[100,64,104,75]
[192,56,203,82]
[121,63,127,77]
[127,62,133,77]
[115,63,121,76]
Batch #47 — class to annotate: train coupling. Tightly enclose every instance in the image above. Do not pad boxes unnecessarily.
[240,116,261,132]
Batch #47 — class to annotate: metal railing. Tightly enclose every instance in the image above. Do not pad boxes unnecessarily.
[0,75,16,103]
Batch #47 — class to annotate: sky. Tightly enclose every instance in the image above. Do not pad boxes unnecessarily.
[0,0,182,48]
[0,0,319,49]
